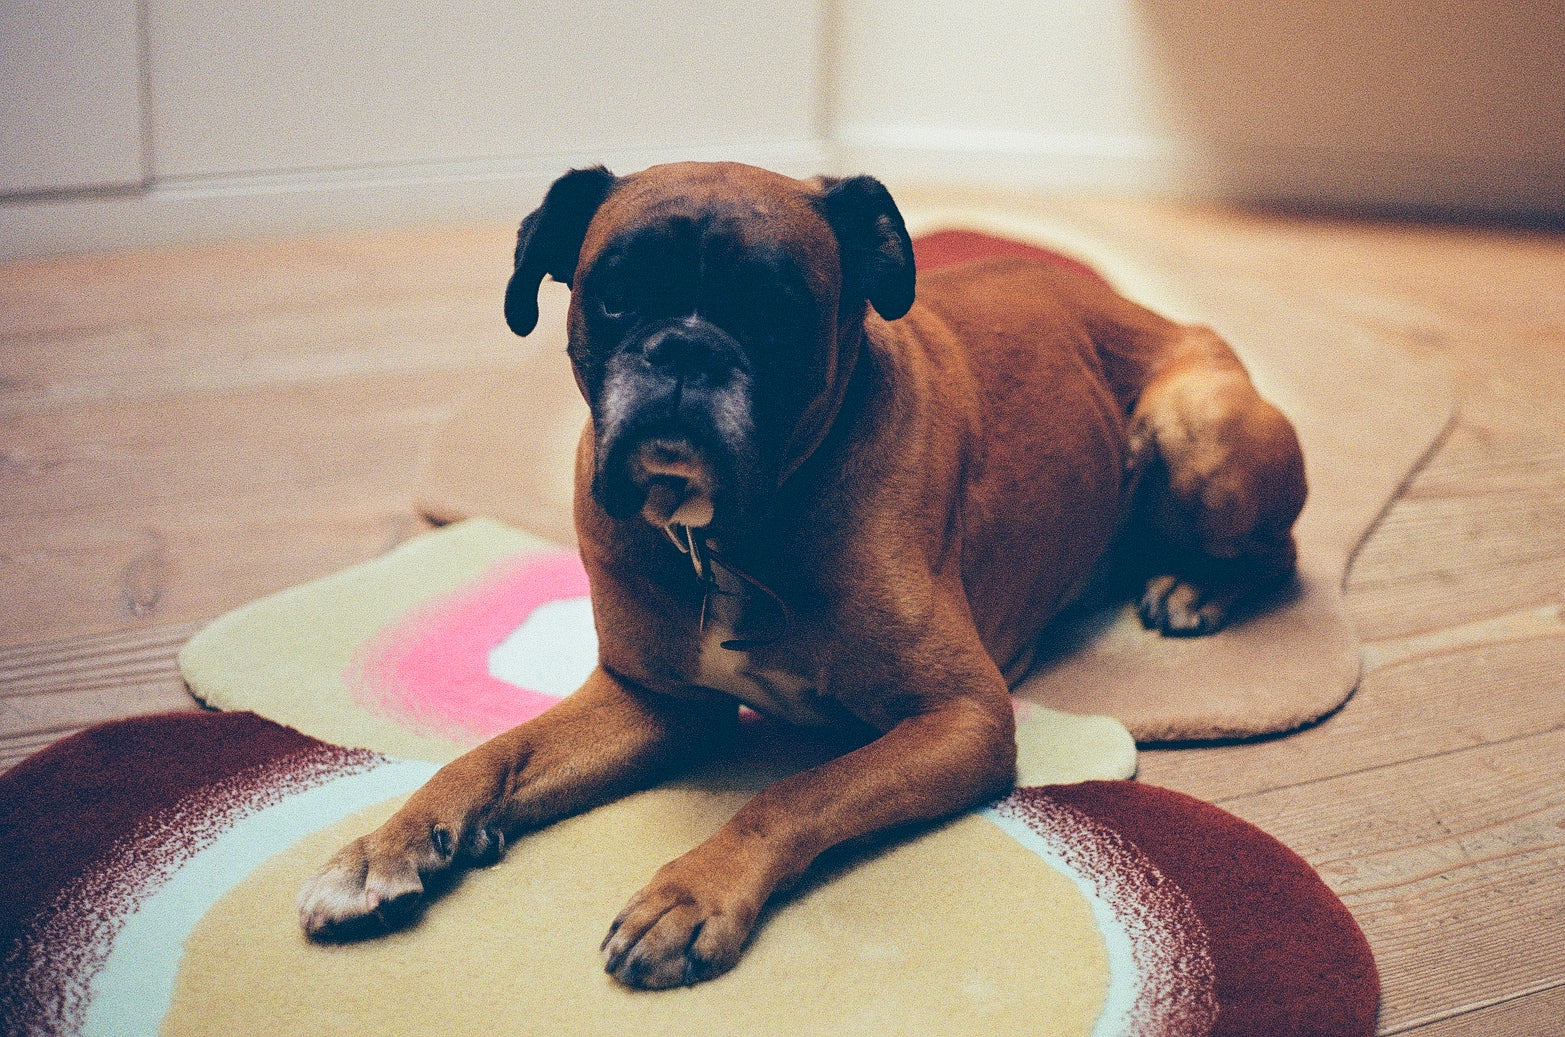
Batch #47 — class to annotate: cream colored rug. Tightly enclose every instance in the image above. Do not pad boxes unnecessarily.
[179,516,1134,782]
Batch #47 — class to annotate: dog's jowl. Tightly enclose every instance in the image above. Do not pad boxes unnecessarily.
[298,162,1306,989]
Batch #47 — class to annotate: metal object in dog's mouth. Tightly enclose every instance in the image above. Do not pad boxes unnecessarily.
[631,438,717,529]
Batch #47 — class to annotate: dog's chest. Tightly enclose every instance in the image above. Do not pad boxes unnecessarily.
[693,565,833,727]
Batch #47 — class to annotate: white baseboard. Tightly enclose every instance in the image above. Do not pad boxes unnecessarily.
[0,139,836,260]
[836,124,1208,196]
[837,123,1565,219]
[6,128,1560,260]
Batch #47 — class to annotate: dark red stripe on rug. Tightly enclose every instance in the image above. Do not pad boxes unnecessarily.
[0,712,315,948]
[0,711,380,1036]
[912,228,1108,284]
[1021,781,1379,1037]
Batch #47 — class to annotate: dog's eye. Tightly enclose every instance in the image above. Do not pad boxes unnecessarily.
[597,284,631,322]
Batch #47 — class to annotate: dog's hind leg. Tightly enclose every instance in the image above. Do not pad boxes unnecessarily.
[1126,326,1307,636]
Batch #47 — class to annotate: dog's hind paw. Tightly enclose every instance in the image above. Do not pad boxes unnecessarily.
[297,834,427,939]
[1138,574,1231,637]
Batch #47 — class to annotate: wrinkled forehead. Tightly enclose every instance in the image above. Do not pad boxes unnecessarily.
[579,163,840,297]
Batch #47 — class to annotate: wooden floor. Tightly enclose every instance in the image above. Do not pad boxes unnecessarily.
[2,197,1562,1034]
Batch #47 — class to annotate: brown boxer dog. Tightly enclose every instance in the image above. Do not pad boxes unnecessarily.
[297,162,1306,988]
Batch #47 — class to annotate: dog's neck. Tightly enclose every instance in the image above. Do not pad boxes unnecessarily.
[775,312,868,488]
[664,521,793,649]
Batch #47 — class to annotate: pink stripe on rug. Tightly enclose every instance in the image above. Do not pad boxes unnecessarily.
[347,549,591,743]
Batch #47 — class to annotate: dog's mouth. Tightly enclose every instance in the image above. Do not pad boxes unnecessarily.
[589,342,760,530]
[628,438,717,529]
[593,414,751,530]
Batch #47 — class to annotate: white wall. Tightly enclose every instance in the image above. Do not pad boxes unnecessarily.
[834,0,1565,213]
[1,1,829,258]
[832,1,1192,192]
[3,0,1562,258]
[0,0,145,196]
[145,1,824,179]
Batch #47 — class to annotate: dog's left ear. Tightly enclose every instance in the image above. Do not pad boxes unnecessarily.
[505,166,617,336]
[818,175,916,321]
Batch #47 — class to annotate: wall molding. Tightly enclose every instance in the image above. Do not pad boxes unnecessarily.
[840,123,1565,221]
[7,123,1562,260]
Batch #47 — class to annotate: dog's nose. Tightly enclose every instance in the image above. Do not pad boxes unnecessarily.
[645,332,707,368]
[640,323,735,379]
[644,330,713,371]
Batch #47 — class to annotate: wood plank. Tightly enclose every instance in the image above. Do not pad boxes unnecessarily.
[0,680,197,745]
[1217,728,1565,1034]
[0,303,528,415]
[1398,983,1565,1036]
[0,370,469,521]
[1360,604,1565,671]
[0,492,428,646]
[1346,430,1565,642]
[0,619,200,698]
[1135,621,1565,802]
[0,224,516,341]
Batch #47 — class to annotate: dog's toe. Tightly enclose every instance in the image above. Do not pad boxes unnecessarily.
[1137,574,1178,629]
[1139,575,1228,637]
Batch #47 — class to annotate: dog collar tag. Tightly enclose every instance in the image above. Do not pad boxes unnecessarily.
[667,523,714,584]
[665,523,791,647]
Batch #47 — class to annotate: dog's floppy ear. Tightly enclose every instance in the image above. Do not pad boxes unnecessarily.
[818,174,915,321]
[505,166,617,336]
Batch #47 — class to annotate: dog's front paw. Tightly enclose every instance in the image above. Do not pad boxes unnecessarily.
[297,831,435,939]
[601,854,761,989]
[1138,574,1230,636]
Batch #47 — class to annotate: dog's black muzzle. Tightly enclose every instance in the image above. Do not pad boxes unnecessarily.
[590,318,759,524]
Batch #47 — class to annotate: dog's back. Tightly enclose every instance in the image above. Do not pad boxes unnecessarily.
[898,257,1150,678]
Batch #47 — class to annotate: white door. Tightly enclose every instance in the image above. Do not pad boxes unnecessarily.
[0,0,145,196]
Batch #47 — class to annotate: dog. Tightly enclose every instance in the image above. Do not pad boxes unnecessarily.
[298,162,1306,989]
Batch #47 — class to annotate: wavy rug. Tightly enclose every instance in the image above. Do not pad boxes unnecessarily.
[178,516,1135,780]
[0,711,1377,1037]
[412,223,1453,742]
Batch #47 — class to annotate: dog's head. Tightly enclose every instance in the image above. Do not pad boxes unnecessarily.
[504,162,914,534]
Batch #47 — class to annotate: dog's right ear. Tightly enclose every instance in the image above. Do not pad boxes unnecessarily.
[505,166,617,336]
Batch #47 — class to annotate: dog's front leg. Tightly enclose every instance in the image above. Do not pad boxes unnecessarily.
[298,666,733,938]
[602,635,1016,988]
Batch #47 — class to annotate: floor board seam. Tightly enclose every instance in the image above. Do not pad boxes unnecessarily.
[1381,976,1565,1034]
